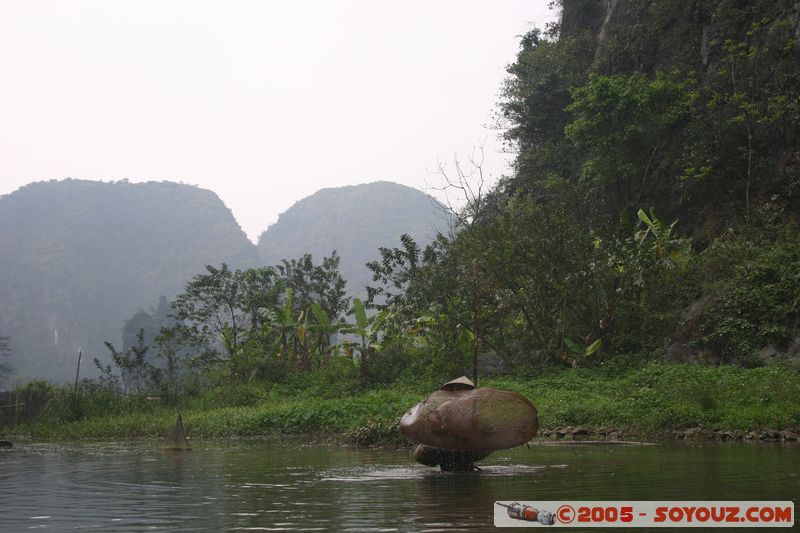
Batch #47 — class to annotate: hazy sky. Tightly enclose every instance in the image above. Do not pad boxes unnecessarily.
[0,1,557,242]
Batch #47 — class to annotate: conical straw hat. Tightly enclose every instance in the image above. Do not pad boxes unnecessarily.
[440,376,475,391]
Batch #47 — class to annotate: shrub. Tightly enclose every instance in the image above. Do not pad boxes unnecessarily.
[693,226,800,364]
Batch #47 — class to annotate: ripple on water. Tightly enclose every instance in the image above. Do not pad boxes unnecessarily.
[318,462,550,482]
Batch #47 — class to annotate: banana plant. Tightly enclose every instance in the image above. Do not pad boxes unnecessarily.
[342,298,391,380]
[307,301,349,362]
[635,208,689,272]
[563,336,603,367]
[259,287,297,360]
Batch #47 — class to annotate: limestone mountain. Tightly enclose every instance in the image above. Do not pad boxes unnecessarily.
[0,179,259,382]
[257,181,449,297]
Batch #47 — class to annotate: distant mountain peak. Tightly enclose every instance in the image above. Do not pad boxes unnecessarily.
[257,181,447,296]
[0,178,259,382]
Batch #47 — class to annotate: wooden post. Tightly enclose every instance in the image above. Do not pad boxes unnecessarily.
[73,349,82,410]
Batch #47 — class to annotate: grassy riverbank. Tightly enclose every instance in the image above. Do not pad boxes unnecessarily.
[5,362,800,443]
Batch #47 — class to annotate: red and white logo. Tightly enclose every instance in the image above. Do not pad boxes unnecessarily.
[494,501,795,528]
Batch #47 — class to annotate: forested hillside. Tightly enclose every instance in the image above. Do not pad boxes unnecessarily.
[508,0,799,238]
[498,0,800,366]
[0,179,259,381]
[361,0,800,373]
[257,181,447,297]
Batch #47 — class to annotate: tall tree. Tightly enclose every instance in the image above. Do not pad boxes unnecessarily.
[171,264,282,381]
[0,335,12,389]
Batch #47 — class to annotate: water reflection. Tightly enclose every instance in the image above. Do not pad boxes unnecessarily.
[0,439,797,531]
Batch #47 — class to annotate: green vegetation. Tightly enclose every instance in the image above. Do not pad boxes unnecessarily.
[5,363,799,442]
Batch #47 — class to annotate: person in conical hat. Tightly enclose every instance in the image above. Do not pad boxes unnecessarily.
[400,375,538,471]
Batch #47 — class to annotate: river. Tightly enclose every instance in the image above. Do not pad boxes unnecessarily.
[1,439,797,531]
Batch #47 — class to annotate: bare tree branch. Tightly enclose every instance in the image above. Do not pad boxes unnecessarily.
[426,142,489,233]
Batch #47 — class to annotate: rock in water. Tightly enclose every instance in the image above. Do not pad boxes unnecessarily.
[400,378,539,453]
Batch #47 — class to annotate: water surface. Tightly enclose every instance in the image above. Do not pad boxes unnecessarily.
[1,438,797,531]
